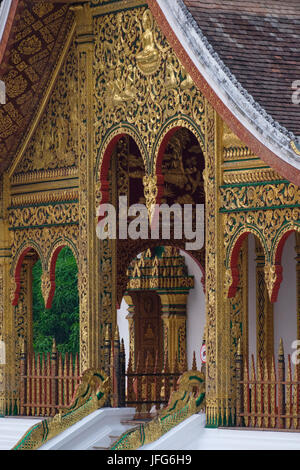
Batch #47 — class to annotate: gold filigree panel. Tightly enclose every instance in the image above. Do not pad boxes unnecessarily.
[9,203,78,231]
[221,182,300,213]
[93,7,205,174]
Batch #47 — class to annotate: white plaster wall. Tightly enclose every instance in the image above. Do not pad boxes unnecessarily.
[274,232,297,360]
[248,232,297,362]
[117,297,130,369]
[180,251,205,370]
[117,250,206,371]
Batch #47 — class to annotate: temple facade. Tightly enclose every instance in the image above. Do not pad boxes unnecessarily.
[0,0,299,431]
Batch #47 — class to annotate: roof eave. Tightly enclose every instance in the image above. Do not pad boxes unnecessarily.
[149,0,300,186]
[0,0,19,67]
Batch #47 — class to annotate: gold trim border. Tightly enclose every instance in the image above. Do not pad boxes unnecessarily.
[91,0,147,16]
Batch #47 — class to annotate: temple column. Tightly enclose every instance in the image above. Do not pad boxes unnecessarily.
[76,5,100,371]
[158,292,188,372]
[205,106,235,426]
[255,239,274,365]
[0,174,17,414]
[22,257,36,354]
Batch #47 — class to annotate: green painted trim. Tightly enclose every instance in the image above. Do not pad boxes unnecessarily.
[220,204,300,214]
[128,275,192,279]
[93,3,148,16]
[11,187,78,198]
[220,179,289,189]
[11,175,79,188]
[223,166,270,172]
[91,0,123,5]
[223,157,261,164]
[8,200,78,210]
[9,222,79,231]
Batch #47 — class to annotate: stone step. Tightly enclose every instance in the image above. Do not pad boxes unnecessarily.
[120,419,150,425]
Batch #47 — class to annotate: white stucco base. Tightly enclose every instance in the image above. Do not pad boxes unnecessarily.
[38,408,136,450]
[140,413,300,450]
[0,417,42,450]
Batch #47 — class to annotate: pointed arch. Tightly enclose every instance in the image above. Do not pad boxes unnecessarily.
[44,239,79,309]
[226,227,267,299]
[270,224,300,303]
[151,117,205,207]
[11,242,43,306]
[96,124,149,211]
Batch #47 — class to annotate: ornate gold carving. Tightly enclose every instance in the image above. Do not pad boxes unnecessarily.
[223,122,255,161]
[143,174,158,222]
[223,168,281,184]
[5,72,28,99]
[221,182,300,212]
[290,140,300,156]
[41,271,51,309]
[180,68,193,91]
[11,167,78,186]
[94,6,204,173]
[14,40,78,175]
[18,35,42,56]
[11,190,78,208]
[264,262,277,303]
[224,268,233,294]
[9,202,78,230]
[136,10,161,75]
[223,182,300,274]
[204,101,217,408]
[256,241,274,366]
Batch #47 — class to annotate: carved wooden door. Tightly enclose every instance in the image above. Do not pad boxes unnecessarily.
[132,291,163,371]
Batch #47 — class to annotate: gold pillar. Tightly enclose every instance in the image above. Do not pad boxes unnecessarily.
[241,238,249,359]
[158,292,188,371]
[0,174,17,413]
[205,108,234,426]
[255,239,274,365]
[227,237,248,419]
[76,5,100,371]
[22,258,35,355]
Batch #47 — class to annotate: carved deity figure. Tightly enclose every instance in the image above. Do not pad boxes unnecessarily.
[136,10,160,74]
[180,69,193,90]
[123,65,137,102]
[165,61,177,89]
[106,66,137,107]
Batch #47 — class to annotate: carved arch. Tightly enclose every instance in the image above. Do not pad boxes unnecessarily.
[43,238,79,309]
[96,124,149,208]
[226,227,267,299]
[152,117,205,207]
[11,242,44,306]
[268,223,300,303]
